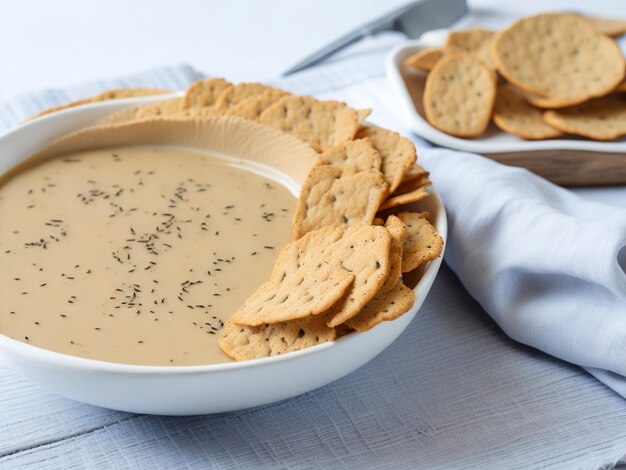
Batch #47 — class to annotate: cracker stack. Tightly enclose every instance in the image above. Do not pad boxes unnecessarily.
[404,13,626,141]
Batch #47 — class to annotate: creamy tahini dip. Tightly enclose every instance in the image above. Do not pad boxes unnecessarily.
[0,146,295,365]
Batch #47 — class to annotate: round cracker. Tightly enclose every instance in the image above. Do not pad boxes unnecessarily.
[523,91,590,109]
[492,13,625,101]
[580,15,626,37]
[423,53,496,137]
[543,97,626,140]
[403,48,445,72]
[445,28,496,69]
[493,85,563,139]
[614,79,626,93]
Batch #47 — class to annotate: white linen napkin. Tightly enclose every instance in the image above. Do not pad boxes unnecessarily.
[420,149,626,390]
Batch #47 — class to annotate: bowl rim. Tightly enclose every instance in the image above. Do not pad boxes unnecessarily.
[0,95,448,375]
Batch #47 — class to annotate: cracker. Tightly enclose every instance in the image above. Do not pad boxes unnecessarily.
[492,85,563,139]
[323,225,392,327]
[25,88,171,121]
[92,88,171,100]
[170,106,220,120]
[615,79,626,93]
[223,89,290,121]
[492,13,625,101]
[334,323,354,337]
[97,98,183,125]
[293,165,388,239]
[423,53,496,137]
[344,282,416,332]
[403,48,445,71]
[182,78,232,109]
[218,312,337,361]
[385,215,408,257]
[397,212,443,273]
[378,215,407,294]
[445,28,496,69]
[401,164,429,184]
[379,187,430,211]
[356,127,417,194]
[214,82,284,112]
[392,172,431,198]
[232,224,391,328]
[318,138,382,173]
[581,15,626,37]
[97,107,142,126]
[357,109,372,122]
[525,93,590,110]
[230,258,355,326]
[543,97,626,140]
[258,96,360,151]
[393,174,431,195]
[230,225,355,326]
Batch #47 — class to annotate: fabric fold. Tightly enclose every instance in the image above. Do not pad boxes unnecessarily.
[421,148,626,383]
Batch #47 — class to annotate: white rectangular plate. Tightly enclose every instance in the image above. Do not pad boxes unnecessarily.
[386,28,626,186]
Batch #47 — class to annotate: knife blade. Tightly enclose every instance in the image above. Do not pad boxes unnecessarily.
[282,0,468,76]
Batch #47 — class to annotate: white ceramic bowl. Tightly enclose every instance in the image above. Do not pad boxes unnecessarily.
[0,96,447,415]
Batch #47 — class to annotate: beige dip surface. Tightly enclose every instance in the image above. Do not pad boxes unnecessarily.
[0,146,295,365]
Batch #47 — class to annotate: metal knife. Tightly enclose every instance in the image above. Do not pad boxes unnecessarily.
[283,0,468,76]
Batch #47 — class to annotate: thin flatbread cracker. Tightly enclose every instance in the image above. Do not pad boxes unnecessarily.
[397,212,443,273]
[97,98,183,126]
[580,15,626,37]
[492,13,625,100]
[218,313,337,361]
[92,88,171,100]
[378,215,407,294]
[182,78,232,109]
[170,106,220,119]
[230,259,355,327]
[231,225,391,328]
[493,85,563,139]
[318,138,382,173]
[224,89,290,121]
[404,48,445,72]
[259,96,360,152]
[214,82,284,112]
[25,88,171,122]
[543,97,626,140]
[385,215,408,257]
[446,28,496,69]
[345,282,416,332]
[392,173,431,198]
[293,165,387,239]
[323,226,392,327]
[401,164,429,183]
[423,53,496,137]
[379,187,430,211]
[522,91,590,109]
[614,79,626,93]
[356,127,417,194]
